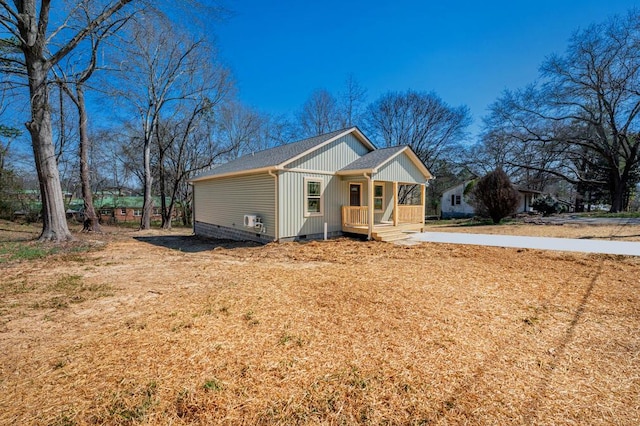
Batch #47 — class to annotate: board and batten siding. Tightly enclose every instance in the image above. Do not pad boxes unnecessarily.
[374,180,394,222]
[374,152,427,183]
[278,171,346,239]
[193,173,276,239]
[286,133,371,172]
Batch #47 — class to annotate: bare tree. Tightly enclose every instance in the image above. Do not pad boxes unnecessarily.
[297,89,341,137]
[365,90,471,172]
[0,0,135,241]
[159,109,233,227]
[339,74,367,128]
[217,101,265,160]
[259,114,296,147]
[112,10,230,229]
[482,10,640,212]
[54,6,132,232]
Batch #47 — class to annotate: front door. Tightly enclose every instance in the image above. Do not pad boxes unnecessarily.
[350,183,361,206]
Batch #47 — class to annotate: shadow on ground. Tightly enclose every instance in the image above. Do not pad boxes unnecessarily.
[133,235,261,253]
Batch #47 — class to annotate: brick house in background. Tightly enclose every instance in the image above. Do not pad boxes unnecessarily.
[93,196,177,224]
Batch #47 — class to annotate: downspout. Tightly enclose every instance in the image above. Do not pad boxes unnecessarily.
[364,172,373,240]
[189,182,195,235]
[268,170,279,242]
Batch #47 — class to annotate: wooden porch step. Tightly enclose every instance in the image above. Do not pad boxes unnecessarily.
[372,229,410,242]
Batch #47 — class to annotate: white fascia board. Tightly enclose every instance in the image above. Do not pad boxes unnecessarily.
[189,166,276,183]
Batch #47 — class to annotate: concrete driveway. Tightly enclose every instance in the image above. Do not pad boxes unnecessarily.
[408,232,640,256]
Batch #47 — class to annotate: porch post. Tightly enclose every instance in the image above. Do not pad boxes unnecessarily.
[421,183,426,225]
[393,181,398,226]
[368,177,374,239]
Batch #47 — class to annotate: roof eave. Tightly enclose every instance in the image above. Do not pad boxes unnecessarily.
[336,168,374,176]
[189,166,278,183]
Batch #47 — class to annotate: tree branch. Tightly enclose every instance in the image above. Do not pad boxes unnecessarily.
[47,0,133,68]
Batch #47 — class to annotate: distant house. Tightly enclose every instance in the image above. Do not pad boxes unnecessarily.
[441,181,542,219]
[91,196,177,223]
[190,127,434,242]
[65,196,157,223]
[441,181,476,219]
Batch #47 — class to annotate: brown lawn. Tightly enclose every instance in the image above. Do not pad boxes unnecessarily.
[1,221,639,425]
[424,220,640,241]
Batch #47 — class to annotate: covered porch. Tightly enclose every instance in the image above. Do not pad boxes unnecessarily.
[341,181,426,242]
[335,144,432,242]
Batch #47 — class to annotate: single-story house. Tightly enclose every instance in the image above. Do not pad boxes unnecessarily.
[66,196,178,223]
[190,127,434,242]
[441,181,542,219]
[440,181,476,219]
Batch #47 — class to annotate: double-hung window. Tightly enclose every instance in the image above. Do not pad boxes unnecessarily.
[374,184,384,212]
[304,178,323,217]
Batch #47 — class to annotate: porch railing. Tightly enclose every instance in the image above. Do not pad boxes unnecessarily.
[342,205,368,227]
[397,205,423,224]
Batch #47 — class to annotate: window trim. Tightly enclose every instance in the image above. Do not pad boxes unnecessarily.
[120,208,126,215]
[374,183,384,212]
[304,177,324,217]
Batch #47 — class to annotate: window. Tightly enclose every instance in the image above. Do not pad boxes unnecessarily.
[120,208,126,215]
[374,184,384,211]
[455,195,461,205]
[304,178,323,216]
[100,209,112,216]
[451,194,461,206]
[133,209,142,217]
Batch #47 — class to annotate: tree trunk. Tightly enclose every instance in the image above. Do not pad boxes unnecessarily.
[607,162,633,213]
[26,58,73,242]
[140,139,153,229]
[77,85,101,232]
[158,155,171,229]
[609,179,626,213]
[182,204,190,226]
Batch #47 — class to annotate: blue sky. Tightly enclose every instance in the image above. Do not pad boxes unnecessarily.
[215,0,639,140]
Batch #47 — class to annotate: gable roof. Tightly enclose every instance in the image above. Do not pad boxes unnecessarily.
[191,127,375,182]
[337,145,433,179]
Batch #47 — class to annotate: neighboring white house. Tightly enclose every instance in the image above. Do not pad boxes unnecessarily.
[441,181,542,219]
[190,127,434,242]
[441,181,476,219]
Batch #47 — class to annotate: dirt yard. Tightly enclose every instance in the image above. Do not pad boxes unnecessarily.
[424,219,640,241]
[1,221,639,425]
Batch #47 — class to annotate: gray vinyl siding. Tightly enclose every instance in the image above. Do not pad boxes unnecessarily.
[286,133,371,172]
[374,152,427,183]
[279,171,347,239]
[343,179,393,223]
[374,181,394,222]
[193,173,276,239]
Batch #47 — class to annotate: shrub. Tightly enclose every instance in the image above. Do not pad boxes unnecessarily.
[532,195,560,216]
[469,168,520,224]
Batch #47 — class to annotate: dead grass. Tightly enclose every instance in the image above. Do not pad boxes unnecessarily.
[0,221,639,424]
[426,220,640,241]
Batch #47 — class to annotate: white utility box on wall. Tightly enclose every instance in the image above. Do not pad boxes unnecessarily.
[244,214,257,227]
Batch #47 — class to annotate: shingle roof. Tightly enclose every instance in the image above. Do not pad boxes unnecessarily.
[192,128,356,180]
[339,145,407,172]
